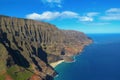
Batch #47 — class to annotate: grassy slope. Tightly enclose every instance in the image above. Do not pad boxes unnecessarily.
[7,65,33,80]
[0,43,33,80]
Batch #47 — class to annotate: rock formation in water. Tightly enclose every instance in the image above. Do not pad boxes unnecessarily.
[0,15,92,80]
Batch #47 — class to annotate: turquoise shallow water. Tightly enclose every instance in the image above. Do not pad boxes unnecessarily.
[54,34,120,80]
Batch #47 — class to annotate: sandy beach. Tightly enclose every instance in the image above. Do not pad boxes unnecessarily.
[50,60,64,68]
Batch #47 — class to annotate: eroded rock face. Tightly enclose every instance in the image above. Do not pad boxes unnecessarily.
[0,15,92,80]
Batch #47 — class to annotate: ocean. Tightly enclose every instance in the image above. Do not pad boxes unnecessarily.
[54,34,120,80]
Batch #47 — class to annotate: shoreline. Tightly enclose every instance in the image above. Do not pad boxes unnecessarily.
[50,42,93,68]
[50,60,64,68]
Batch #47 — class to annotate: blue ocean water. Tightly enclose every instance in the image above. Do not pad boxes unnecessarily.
[54,34,120,80]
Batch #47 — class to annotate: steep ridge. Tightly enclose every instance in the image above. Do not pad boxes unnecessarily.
[0,15,92,80]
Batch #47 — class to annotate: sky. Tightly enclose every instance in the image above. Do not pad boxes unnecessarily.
[0,0,120,33]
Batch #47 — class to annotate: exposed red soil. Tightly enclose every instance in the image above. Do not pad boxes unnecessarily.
[5,75,13,80]
[29,74,42,80]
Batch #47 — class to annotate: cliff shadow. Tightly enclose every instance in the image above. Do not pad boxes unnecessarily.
[45,75,54,80]
[0,32,30,68]
[38,47,48,64]
[30,56,42,71]
[32,46,48,64]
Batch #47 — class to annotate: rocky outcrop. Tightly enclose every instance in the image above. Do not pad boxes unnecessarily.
[0,15,92,80]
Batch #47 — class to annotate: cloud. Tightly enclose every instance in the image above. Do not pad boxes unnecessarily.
[86,12,99,17]
[100,8,120,21]
[79,12,99,22]
[100,15,120,21]
[26,12,60,20]
[84,22,110,26]
[79,16,93,22]
[60,11,79,18]
[106,8,120,13]
[43,0,62,3]
[41,0,63,7]
[26,11,97,22]
[26,11,79,20]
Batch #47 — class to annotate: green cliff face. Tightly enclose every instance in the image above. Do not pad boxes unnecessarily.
[0,15,92,80]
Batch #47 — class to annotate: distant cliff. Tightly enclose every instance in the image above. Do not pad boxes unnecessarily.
[0,15,92,80]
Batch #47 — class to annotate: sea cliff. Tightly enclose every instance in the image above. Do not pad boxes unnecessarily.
[0,15,92,80]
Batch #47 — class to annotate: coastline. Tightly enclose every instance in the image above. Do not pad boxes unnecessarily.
[50,60,64,68]
[50,43,93,68]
